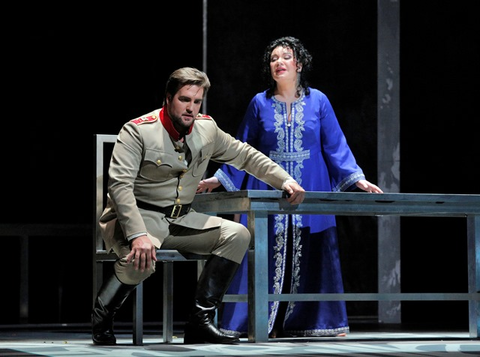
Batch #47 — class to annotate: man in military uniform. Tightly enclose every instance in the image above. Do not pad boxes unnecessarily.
[92,67,305,345]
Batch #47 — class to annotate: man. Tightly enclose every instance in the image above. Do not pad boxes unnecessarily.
[92,67,305,345]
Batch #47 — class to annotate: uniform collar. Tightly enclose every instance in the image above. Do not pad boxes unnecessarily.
[160,106,194,141]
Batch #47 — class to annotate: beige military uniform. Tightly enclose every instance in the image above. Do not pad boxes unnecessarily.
[99,108,293,284]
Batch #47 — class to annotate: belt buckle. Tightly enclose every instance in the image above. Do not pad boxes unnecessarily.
[171,204,182,218]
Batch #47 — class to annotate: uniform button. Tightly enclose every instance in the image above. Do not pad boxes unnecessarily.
[179,174,184,179]
[178,186,183,191]
[183,169,188,173]
[175,146,180,150]
[178,156,183,160]
[176,199,181,204]
[156,159,162,165]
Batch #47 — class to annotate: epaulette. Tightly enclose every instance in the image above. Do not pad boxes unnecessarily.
[131,114,159,125]
[196,113,213,120]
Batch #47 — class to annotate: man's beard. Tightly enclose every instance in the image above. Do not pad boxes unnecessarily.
[170,113,191,132]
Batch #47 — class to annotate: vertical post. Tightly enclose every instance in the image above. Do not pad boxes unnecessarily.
[19,235,29,323]
[93,135,105,305]
[163,262,174,343]
[93,135,116,305]
[467,215,480,338]
[377,0,401,323]
[202,0,208,113]
[133,283,144,345]
[247,209,269,342]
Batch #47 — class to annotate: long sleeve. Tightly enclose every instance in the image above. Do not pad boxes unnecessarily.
[316,93,365,191]
[215,96,261,191]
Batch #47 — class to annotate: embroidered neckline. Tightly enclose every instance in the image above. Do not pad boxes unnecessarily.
[271,91,305,105]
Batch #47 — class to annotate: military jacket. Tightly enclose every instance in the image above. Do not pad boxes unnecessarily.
[99,108,293,251]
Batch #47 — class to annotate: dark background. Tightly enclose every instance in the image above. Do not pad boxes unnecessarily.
[2,1,478,329]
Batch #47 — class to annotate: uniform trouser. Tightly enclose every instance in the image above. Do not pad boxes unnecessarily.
[111,218,251,285]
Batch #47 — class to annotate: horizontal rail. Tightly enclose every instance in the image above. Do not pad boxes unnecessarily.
[222,292,480,303]
[0,224,91,236]
[95,249,209,262]
[192,191,480,217]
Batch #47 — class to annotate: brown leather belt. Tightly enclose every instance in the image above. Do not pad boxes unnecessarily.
[136,200,191,218]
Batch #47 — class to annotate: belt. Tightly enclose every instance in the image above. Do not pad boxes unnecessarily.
[136,200,191,218]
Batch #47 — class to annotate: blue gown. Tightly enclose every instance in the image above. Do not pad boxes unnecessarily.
[216,88,365,337]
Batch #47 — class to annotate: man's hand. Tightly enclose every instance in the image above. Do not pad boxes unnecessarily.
[197,176,222,193]
[282,181,306,205]
[126,235,157,271]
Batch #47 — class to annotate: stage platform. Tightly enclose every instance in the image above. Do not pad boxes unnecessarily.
[1,324,479,356]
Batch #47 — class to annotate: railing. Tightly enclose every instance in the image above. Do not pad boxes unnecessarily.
[0,223,92,323]
[191,190,480,342]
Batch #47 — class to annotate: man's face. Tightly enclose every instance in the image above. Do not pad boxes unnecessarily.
[166,84,204,133]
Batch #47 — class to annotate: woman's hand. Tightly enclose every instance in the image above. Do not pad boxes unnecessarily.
[197,176,222,193]
[355,179,383,193]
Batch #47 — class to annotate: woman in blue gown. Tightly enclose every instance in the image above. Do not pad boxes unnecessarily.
[198,36,382,337]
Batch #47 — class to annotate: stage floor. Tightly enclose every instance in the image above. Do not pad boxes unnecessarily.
[1,325,479,356]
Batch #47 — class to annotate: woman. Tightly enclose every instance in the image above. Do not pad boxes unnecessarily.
[197,36,382,337]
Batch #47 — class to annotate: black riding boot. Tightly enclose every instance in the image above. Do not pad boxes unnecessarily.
[92,274,137,345]
[184,255,240,344]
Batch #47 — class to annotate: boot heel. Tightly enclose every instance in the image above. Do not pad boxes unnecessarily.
[183,323,205,344]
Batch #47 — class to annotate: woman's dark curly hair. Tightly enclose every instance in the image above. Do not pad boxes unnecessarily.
[262,36,313,98]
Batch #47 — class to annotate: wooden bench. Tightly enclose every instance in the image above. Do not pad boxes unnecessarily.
[93,134,209,345]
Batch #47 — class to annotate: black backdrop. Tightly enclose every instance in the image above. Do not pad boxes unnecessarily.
[2,1,479,328]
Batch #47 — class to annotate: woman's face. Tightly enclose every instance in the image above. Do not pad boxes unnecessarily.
[269,46,300,84]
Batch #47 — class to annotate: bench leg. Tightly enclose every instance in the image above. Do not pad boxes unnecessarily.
[133,283,144,345]
[467,215,480,338]
[163,261,174,343]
